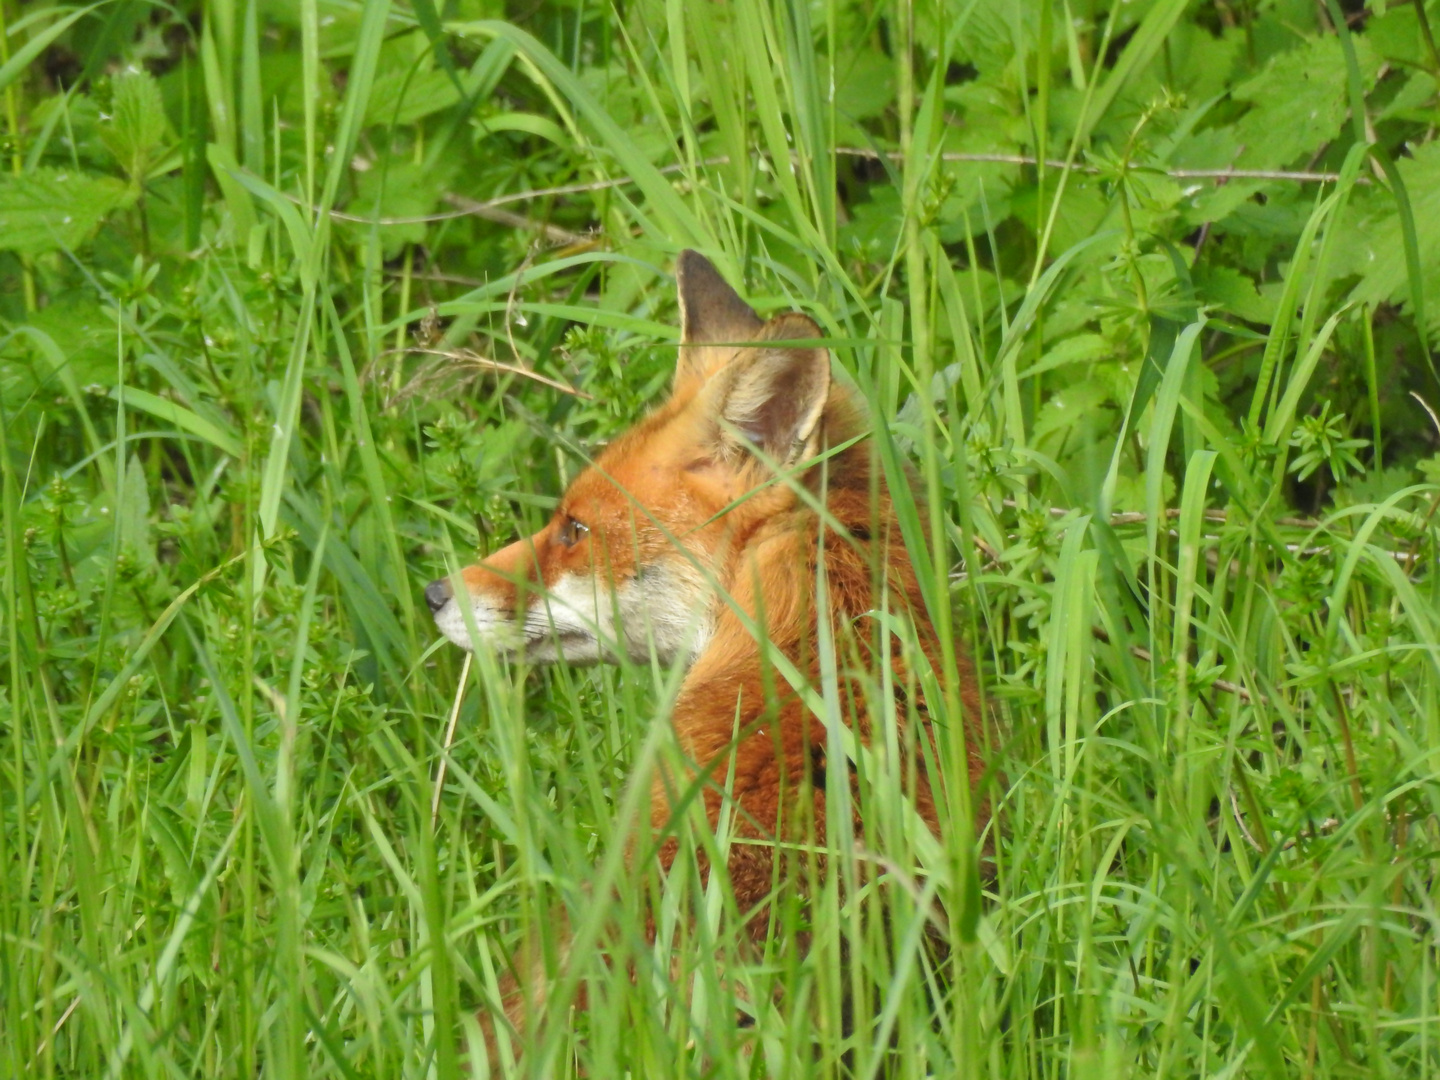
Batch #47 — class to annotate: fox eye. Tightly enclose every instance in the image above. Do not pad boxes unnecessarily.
[557,516,590,548]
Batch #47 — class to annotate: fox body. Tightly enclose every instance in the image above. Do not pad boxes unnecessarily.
[425,250,987,1046]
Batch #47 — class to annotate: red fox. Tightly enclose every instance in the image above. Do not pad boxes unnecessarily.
[425,250,988,1055]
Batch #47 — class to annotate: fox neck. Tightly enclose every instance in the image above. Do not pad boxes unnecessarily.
[672,484,918,762]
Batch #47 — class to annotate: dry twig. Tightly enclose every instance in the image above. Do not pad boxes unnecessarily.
[380,346,591,402]
[324,151,1354,229]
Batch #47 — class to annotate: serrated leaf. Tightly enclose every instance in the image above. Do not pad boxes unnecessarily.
[839,184,903,254]
[364,66,461,128]
[4,298,115,397]
[1377,70,1438,123]
[1195,265,1272,325]
[1368,2,1430,66]
[1181,177,1265,229]
[1017,333,1111,380]
[1341,140,1440,336]
[119,454,153,566]
[1333,464,1418,508]
[0,168,133,254]
[1230,35,1379,171]
[1150,21,1244,103]
[99,70,172,182]
[941,0,1033,75]
[1111,468,1174,514]
[835,50,894,121]
[344,159,453,259]
[1033,380,1113,441]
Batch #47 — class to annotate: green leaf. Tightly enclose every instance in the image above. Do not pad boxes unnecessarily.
[99,69,173,182]
[1195,265,1273,325]
[1032,379,1112,441]
[1231,35,1379,171]
[1367,1,1432,66]
[345,159,452,259]
[944,0,1029,75]
[1342,141,1440,338]
[363,65,461,128]
[834,49,895,121]
[0,168,133,254]
[1016,332,1110,380]
[474,110,569,147]
[119,454,153,565]
[109,387,243,460]
[7,298,115,391]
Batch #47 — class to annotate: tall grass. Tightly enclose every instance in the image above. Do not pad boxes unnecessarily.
[2,1,1438,1078]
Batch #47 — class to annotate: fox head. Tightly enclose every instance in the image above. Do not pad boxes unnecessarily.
[424,251,855,665]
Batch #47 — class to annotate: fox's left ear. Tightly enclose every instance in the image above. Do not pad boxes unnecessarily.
[676,250,763,387]
[709,313,831,467]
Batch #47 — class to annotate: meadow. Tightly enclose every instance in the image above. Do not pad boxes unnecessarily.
[2,0,1439,1076]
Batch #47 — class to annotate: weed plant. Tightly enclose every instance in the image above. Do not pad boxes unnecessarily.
[2,1,1439,1077]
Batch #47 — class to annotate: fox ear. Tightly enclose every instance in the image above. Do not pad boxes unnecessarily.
[710,314,831,467]
[676,250,763,386]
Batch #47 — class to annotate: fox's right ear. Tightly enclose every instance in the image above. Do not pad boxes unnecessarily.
[675,250,763,387]
[700,314,831,469]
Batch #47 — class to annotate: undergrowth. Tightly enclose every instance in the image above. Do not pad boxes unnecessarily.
[2,1,1439,1077]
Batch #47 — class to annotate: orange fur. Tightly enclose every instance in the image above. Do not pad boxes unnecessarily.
[424,251,988,1060]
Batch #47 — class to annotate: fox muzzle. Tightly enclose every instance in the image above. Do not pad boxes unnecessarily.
[424,578,453,614]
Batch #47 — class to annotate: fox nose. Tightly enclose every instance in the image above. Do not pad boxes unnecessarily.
[424,578,453,614]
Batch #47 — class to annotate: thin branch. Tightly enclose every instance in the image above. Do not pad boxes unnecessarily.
[1009,501,1431,566]
[321,151,1359,229]
[1010,499,1322,529]
[835,146,1361,184]
[323,159,724,227]
[383,346,592,400]
[1088,625,1260,703]
[440,194,591,246]
[1230,788,1265,851]
[1121,638,1258,703]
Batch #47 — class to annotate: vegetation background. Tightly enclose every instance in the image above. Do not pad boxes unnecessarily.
[3,0,1439,1076]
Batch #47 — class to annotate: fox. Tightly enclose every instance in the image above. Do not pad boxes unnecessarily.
[424,250,989,1059]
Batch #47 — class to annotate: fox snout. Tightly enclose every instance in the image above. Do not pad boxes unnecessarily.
[424,577,453,614]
